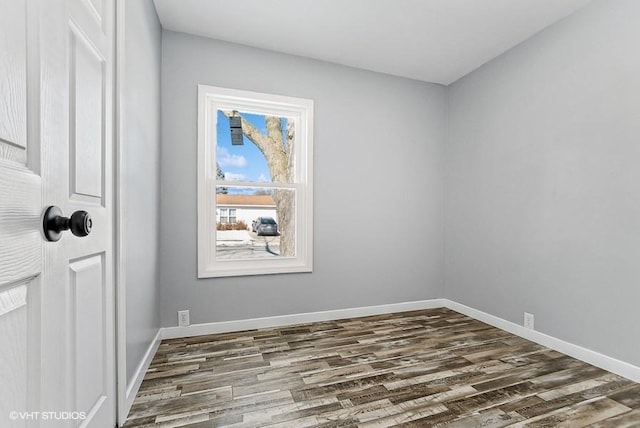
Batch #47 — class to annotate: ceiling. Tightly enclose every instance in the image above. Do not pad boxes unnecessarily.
[153,0,591,85]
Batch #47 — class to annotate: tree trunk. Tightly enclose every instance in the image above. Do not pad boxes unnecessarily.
[274,189,294,256]
[222,111,295,256]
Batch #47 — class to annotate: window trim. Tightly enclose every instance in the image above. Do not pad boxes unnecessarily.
[197,85,313,278]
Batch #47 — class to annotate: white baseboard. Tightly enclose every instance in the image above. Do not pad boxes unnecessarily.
[161,299,446,340]
[442,299,640,384]
[120,329,162,427]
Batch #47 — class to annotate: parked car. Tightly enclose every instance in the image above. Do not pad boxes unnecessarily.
[252,217,278,236]
[252,217,273,232]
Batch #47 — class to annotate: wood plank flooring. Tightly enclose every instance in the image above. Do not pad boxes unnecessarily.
[124,308,640,427]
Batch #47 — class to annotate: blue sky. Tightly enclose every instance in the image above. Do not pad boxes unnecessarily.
[216,110,272,184]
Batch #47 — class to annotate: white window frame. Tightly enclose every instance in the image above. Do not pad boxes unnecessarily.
[197,85,313,278]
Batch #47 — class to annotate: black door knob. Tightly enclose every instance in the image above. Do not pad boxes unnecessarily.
[43,206,92,242]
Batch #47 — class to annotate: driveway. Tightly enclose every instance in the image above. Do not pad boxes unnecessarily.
[216,230,280,259]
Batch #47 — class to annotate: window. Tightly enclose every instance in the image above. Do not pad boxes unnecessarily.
[198,85,313,277]
[218,208,236,224]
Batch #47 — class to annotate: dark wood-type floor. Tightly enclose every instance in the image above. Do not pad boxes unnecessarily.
[124,308,640,427]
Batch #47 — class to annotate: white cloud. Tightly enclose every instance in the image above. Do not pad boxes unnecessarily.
[223,172,247,181]
[257,173,270,182]
[217,147,247,168]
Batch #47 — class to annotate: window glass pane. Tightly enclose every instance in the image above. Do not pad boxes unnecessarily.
[215,187,296,260]
[218,208,226,224]
[216,110,294,184]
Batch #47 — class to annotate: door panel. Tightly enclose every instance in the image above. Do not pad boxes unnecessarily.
[70,23,105,201]
[0,0,27,157]
[70,254,107,419]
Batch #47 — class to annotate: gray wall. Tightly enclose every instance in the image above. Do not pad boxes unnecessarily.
[446,0,640,366]
[160,31,446,327]
[123,0,162,383]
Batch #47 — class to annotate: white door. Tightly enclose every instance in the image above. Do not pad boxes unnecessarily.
[0,0,116,427]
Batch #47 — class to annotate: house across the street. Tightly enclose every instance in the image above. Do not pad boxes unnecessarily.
[215,193,277,227]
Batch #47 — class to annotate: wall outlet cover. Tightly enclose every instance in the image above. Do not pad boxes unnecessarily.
[178,310,190,327]
[524,312,534,330]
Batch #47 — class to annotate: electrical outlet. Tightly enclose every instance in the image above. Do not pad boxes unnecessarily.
[178,310,190,327]
[524,312,534,330]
